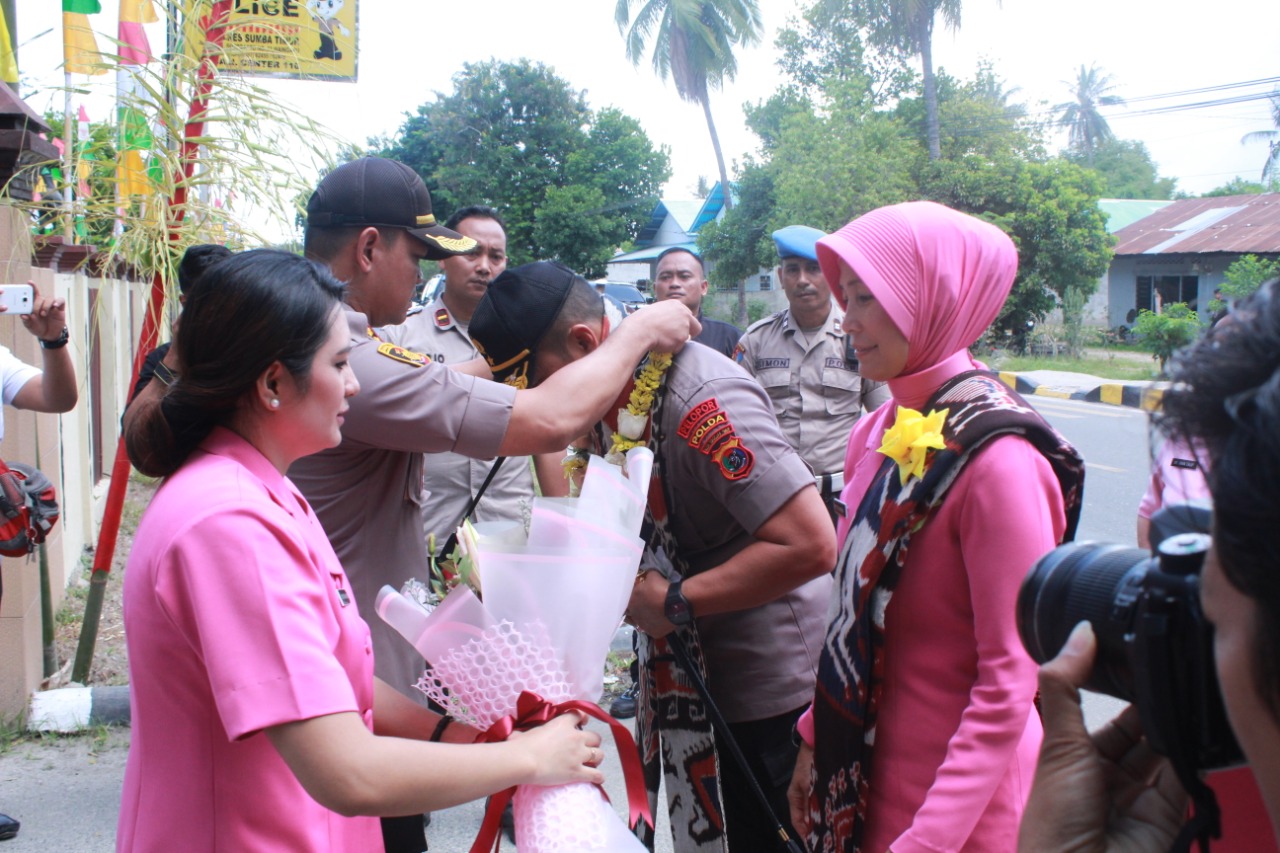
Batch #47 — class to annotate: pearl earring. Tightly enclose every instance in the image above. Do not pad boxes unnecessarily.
[270,398,280,409]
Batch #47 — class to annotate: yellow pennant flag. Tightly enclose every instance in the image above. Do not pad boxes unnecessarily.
[63,12,106,76]
[0,5,17,84]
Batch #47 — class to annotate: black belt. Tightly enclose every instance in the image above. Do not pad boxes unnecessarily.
[815,471,844,496]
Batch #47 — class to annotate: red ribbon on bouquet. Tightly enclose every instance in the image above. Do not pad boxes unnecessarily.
[469,690,653,853]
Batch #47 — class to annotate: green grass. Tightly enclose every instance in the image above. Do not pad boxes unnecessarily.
[990,353,1162,382]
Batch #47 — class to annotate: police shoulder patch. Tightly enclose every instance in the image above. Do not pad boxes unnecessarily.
[713,438,755,480]
[376,342,431,367]
[677,399,721,439]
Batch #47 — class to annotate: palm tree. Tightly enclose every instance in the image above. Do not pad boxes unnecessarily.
[615,0,762,210]
[833,0,964,161]
[615,0,762,322]
[1241,90,1280,186]
[972,60,1024,120]
[1057,64,1125,165]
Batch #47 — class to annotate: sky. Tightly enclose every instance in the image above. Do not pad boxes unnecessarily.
[14,0,1280,240]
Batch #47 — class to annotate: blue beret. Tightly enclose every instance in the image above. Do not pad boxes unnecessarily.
[772,225,826,261]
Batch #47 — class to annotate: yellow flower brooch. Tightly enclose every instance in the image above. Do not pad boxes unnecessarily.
[878,406,950,486]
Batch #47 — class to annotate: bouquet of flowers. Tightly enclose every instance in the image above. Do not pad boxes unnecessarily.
[376,449,655,853]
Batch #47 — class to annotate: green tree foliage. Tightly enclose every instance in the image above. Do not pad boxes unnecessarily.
[773,2,913,108]
[769,83,920,230]
[923,155,1113,345]
[697,160,776,291]
[707,8,1112,346]
[1134,303,1203,373]
[39,113,119,248]
[894,68,1042,163]
[1220,253,1280,301]
[832,0,965,161]
[969,58,1025,121]
[1067,137,1176,199]
[1056,63,1125,165]
[376,60,670,275]
[1201,176,1274,197]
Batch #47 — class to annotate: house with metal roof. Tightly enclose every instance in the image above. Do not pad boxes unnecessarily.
[605,182,777,295]
[1077,199,1176,324]
[1106,193,1280,328]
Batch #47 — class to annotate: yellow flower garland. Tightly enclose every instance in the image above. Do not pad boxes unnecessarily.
[608,352,673,457]
[877,406,950,486]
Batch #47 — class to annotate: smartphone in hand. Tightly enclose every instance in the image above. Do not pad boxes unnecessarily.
[0,284,35,314]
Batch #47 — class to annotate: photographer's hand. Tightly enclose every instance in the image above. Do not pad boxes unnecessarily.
[1019,621,1188,852]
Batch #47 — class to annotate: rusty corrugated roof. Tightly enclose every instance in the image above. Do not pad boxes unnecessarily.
[1112,193,1280,255]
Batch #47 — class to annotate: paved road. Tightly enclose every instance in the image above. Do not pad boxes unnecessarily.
[1024,394,1147,737]
[0,716,672,853]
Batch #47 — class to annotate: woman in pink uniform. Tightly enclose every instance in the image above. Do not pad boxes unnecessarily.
[118,250,604,852]
[786,202,1084,853]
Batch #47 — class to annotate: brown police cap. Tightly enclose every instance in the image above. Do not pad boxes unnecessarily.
[305,157,477,261]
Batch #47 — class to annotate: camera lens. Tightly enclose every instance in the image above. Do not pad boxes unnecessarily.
[1017,542,1152,701]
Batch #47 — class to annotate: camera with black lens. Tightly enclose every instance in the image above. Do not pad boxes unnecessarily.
[1017,503,1243,785]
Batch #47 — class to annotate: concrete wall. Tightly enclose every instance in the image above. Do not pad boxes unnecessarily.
[0,210,146,721]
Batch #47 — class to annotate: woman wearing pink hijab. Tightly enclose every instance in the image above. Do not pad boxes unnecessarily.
[785,202,1085,852]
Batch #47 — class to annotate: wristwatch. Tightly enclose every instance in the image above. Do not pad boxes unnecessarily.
[664,579,695,626]
[39,327,70,350]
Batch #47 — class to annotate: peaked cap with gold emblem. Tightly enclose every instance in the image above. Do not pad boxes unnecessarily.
[306,157,477,260]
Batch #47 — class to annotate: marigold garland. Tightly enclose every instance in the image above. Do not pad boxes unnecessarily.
[560,448,588,494]
[609,352,673,457]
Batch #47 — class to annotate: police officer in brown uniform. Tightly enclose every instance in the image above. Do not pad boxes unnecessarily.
[379,206,544,556]
[255,158,695,853]
[470,261,834,853]
[654,247,741,359]
[736,226,889,523]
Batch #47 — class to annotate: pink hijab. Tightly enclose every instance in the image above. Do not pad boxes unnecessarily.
[816,201,1017,376]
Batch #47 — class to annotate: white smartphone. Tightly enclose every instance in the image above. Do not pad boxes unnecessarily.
[0,285,35,314]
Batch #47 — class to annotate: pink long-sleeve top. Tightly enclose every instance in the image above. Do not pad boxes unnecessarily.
[808,352,1067,853]
[118,428,380,852]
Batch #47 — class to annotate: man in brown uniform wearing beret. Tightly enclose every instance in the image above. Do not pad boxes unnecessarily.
[736,225,888,524]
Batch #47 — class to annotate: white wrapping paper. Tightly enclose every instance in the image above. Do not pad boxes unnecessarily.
[377,450,655,853]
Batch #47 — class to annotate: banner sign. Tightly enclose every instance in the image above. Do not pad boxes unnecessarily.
[220,0,357,81]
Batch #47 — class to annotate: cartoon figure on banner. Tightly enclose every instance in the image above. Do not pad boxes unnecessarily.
[306,0,349,61]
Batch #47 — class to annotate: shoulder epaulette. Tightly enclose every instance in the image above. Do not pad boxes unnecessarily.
[376,342,432,367]
[744,311,785,335]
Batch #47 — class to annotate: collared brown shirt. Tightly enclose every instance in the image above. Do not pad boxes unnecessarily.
[737,307,889,476]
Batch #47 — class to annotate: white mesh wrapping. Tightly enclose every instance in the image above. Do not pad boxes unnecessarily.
[376,449,656,852]
[414,620,573,729]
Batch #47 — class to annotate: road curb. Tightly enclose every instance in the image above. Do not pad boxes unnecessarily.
[998,372,1165,412]
[28,686,130,732]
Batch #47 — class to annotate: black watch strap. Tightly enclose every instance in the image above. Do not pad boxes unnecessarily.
[664,578,695,625]
[39,327,70,350]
